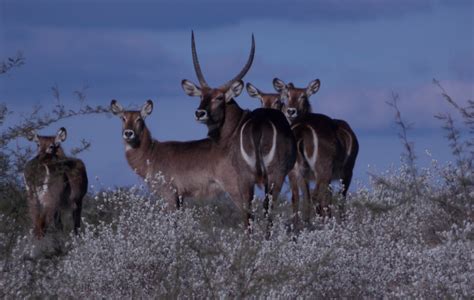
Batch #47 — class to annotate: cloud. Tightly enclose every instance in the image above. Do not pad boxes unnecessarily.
[1,26,192,105]
[315,79,474,131]
[3,22,472,134]
[3,0,439,31]
[449,51,474,81]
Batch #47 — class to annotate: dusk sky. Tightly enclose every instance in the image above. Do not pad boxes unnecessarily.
[1,0,473,192]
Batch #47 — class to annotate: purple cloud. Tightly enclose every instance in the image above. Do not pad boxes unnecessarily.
[316,79,474,131]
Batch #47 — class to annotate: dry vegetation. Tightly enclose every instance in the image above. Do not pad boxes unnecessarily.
[0,55,472,298]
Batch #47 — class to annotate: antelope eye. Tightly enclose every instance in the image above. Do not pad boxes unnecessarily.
[121,116,126,122]
[214,95,224,102]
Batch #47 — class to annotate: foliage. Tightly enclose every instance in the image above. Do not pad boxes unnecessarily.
[0,55,109,270]
[0,58,472,297]
[0,163,472,298]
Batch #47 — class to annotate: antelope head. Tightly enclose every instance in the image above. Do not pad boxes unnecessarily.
[27,127,67,156]
[273,78,321,122]
[110,99,153,148]
[181,31,255,130]
[246,82,283,110]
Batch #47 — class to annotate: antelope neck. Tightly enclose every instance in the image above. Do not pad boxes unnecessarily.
[125,126,156,178]
[37,148,66,161]
[215,100,247,142]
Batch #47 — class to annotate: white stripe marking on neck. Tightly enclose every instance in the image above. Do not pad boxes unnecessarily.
[23,174,30,192]
[38,164,50,205]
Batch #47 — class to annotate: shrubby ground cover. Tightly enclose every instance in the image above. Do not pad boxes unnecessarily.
[0,160,472,298]
[0,57,472,298]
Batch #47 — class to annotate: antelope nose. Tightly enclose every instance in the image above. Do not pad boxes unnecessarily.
[195,109,207,120]
[287,108,297,117]
[46,145,55,154]
[123,129,134,139]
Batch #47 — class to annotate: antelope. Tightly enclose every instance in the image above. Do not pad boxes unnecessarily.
[24,127,88,239]
[246,82,283,110]
[180,32,297,228]
[264,78,359,222]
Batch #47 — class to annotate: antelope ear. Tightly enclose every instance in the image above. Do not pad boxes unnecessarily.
[26,130,39,142]
[141,100,153,118]
[110,99,124,115]
[55,127,67,143]
[273,78,287,93]
[225,80,244,102]
[306,79,321,96]
[246,82,261,98]
[181,80,202,97]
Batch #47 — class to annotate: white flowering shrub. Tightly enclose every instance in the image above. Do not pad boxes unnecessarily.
[1,56,471,297]
[0,161,472,298]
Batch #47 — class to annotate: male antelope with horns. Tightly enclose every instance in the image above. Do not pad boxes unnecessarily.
[179,32,296,227]
[111,33,296,229]
[24,127,88,239]
[111,97,295,228]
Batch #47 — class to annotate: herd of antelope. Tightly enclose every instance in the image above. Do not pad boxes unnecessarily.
[23,32,358,239]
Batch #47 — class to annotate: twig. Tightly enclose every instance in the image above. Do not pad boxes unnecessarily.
[386,92,419,196]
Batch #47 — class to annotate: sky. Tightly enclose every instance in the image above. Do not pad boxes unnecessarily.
[1,0,473,192]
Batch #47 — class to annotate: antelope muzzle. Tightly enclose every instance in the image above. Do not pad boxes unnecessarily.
[195,109,208,122]
[286,107,298,119]
[122,129,136,141]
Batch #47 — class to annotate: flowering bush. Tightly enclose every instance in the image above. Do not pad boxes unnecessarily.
[0,161,472,298]
[0,65,471,298]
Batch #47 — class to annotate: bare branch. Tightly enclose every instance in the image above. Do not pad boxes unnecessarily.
[433,78,474,136]
[1,104,109,147]
[0,51,25,75]
[386,92,419,196]
[74,85,89,105]
[70,139,92,156]
[0,104,8,126]
[433,79,473,200]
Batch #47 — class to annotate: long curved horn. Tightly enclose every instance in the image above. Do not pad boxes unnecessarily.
[220,34,255,90]
[191,31,209,88]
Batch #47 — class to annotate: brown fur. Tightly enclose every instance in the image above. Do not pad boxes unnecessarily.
[180,33,296,230]
[111,99,296,230]
[246,82,283,110]
[23,128,88,239]
[271,78,359,223]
